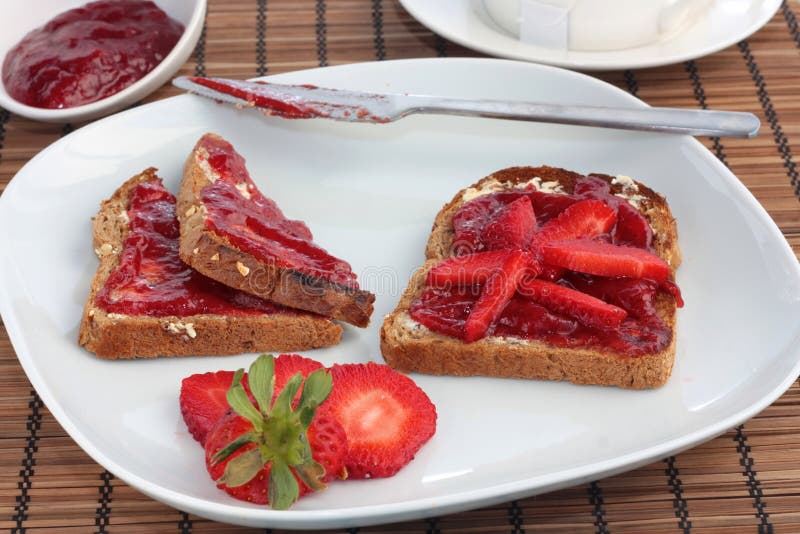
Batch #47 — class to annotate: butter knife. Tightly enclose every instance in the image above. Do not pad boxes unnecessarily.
[173,76,760,138]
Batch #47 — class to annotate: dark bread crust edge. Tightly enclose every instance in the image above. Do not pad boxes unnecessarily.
[380,166,680,389]
[78,169,342,359]
[176,133,375,328]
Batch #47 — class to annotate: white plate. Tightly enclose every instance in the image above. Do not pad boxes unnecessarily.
[400,0,782,70]
[1,58,799,530]
[0,0,206,123]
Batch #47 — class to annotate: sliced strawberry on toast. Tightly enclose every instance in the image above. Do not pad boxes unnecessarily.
[529,199,616,250]
[541,239,671,281]
[519,279,627,329]
[177,133,375,327]
[482,195,537,250]
[426,249,539,287]
[464,250,529,342]
[78,169,342,359]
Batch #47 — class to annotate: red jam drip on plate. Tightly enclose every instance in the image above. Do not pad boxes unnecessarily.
[409,275,671,356]
[2,1,183,109]
[198,135,359,288]
[411,175,674,355]
[95,180,286,317]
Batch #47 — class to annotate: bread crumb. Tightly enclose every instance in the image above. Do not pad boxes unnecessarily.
[118,210,129,224]
[107,313,126,320]
[88,309,95,317]
[236,261,250,276]
[211,253,219,261]
[185,323,197,339]
[185,205,197,217]
[192,247,199,255]
[95,243,115,257]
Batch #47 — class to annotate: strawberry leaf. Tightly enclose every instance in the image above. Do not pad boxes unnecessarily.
[272,373,303,418]
[247,354,275,415]
[296,369,333,426]
[268,459,300,510]
[226,369,263,430]
[216,448,264,487]
[293,458,327,492]
[211,431,259,464]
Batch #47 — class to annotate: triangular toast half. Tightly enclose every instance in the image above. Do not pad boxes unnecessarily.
[176,133,375,327]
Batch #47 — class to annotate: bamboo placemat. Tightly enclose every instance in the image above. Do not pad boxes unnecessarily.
[1,1,799,532]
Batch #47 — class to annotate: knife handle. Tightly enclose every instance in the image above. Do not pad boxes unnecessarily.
[412,98,760,138]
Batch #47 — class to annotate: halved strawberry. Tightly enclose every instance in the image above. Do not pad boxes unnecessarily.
[325,362,436,479]
[204,354,340,509]
[426,250,539,288]
[181,371,245,445]
[464,250,529,342]
[482,195,537,250]
[530,199,616,249]
[541,239,671,281]
[519,279,627,329]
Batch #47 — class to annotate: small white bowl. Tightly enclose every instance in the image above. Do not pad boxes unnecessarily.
[0,0,206,123]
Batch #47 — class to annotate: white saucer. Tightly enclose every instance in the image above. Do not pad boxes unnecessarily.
[400,0,782,70]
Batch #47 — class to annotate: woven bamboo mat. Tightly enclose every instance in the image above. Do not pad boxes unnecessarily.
[0,0,799,532]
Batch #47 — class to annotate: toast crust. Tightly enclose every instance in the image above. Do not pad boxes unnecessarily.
[78,169,342,359]
[177,134,375,327]
[381,166,681,389]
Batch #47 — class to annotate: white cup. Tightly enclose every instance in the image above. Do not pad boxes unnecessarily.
[483,0,713,51]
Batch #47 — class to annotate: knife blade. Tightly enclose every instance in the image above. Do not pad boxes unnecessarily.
[172,76,760,138]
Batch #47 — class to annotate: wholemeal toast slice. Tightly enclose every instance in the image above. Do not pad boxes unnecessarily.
[78,168,342,359]
[176,133,375,327]
[381,166,681,389]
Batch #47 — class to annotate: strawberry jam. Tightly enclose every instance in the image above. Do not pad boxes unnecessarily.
[410,173,680,355]
[409,279,671,356]
[2,1,183,109]
[95,179,286,317]
[197,135,360,288]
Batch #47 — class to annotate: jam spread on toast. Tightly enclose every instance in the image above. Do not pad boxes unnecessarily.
[2,1,183,109]
[95,179,286,317]
[409,175,682,356]
[197,135,359,288]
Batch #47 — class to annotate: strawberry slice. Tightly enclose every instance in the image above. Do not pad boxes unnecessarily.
[181,371,244,445]
[541,239,671,281]
[526,189,578,224]
[613,201,654,249]
[482,196,536,250]
[426,250,539,287]
[530,199,616,249]
[519,279,627,329]
[464,250,529,342]
[326,363,437,479]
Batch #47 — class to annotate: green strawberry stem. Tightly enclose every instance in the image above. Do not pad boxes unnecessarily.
[211,354,334,509]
